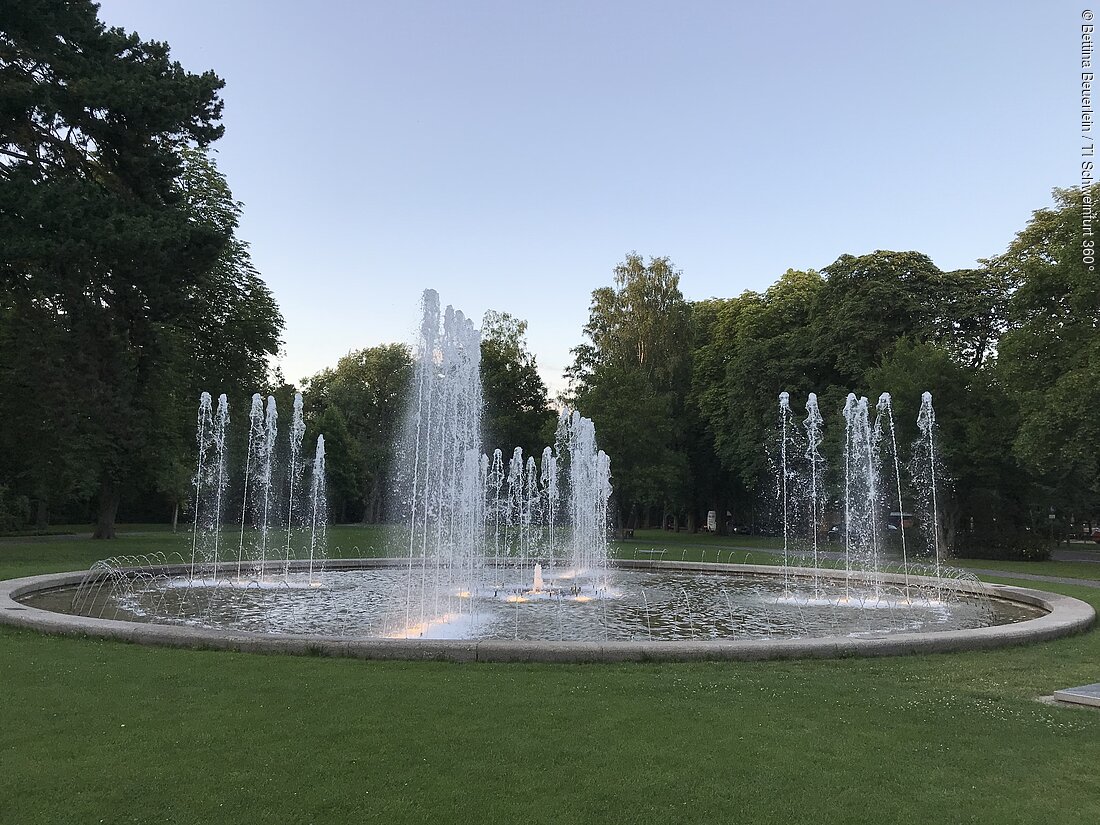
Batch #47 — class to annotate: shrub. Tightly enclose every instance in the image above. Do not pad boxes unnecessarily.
[957,530,1051,561]
[0,486,31,534]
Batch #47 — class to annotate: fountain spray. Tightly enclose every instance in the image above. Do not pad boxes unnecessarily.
[803,393,824,594]
[190,392,213,582]
[917,392,941,580]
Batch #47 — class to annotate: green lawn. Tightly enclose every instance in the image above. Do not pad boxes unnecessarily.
[2,526,1099,824]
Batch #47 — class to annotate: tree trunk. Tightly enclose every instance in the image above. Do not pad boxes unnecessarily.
[93,481,120,539]
[362,488,380,525]
[34,498,48,530]
[171,501,179,533]
[714,498,729,536]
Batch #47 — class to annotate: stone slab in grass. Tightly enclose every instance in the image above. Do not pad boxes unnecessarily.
[1053,683,1100,708]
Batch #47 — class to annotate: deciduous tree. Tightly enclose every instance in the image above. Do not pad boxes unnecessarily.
[568,254,693,528]
[301,345,412,522]
[480,310,556,459]
[993,186,1100,523]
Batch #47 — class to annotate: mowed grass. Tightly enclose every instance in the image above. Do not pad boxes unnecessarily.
[2,526,1100,824]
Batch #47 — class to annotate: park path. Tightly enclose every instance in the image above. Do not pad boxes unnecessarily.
[8,529,1100,588]
[636,539,1100,589]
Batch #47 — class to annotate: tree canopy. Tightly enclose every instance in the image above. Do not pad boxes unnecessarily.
[0,0,283,535]
[992,186,1100,521]
[300,345,412,523]
[568,254,693,528]
[0,1,1091,555]
[567,203,1100,552]
[479,310,556,459]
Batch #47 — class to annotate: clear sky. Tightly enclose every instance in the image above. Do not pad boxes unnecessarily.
[97,0,1075,393]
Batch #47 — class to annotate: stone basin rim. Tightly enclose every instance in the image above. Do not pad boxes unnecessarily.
[0,559,1093,663]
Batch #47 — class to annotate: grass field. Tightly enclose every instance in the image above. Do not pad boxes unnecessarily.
[2,526,1099,824]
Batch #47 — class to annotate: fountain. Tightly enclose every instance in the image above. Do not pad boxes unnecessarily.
[5,291,1090,662]
[391,289,614,637]
[772,390,970,611]
[182,391,328,589]
[802,392,825,592]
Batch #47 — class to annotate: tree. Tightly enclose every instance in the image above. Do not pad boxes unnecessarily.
[480,310,555,458]
[175,148,283,396]
[151,148,285,527]
[693,270,825,503]
[568,254,693,529]
[935,267,1011,370]
[301,345,412,522]
[0,1,282,536]
[812,251,946,387]
[690,256,1022,542]
[992,186,1100,523]
[865,339,1028,556]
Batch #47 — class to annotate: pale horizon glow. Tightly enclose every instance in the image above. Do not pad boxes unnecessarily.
[95,0,1075,394]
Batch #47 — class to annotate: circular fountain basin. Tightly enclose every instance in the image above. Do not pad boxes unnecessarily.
[1,559,1093,663]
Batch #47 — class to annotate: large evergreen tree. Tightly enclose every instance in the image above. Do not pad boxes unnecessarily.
[0,0,283,536]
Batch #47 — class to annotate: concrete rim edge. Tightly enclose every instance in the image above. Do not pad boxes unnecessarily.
[0,560,1093,663]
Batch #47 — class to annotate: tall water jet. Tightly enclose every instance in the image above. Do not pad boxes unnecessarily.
[507,447,525,582]
[915,391,942,579]
[186,391,325,587]
[875,392,910,592]
[307,434,327,583]
[842,394,881,592]
[777,392,796,590]
[541,446,559,571]
[562,410,611,579]
[524,455,541,573]
[238,394,265,579]
[488,449,505,574]
[393,290,612,636]
[404,289,439,629]
[398,290,484,627]
[253,396,279,576]
[284,393,306,578]
[206,394,230,583]
[190,392,215,580]
[802,393,825,591]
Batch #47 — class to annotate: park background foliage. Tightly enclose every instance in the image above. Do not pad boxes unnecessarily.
[1,1,1097,558]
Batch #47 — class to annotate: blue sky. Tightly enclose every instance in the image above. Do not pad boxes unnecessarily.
[97,0,1073,393]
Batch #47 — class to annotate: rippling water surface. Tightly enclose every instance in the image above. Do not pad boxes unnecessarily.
[26,567,1043,642]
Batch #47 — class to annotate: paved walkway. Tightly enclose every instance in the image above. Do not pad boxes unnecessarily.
[963,569,1100,589]
[1053,547,1100,563]
[633,541,1100,589]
